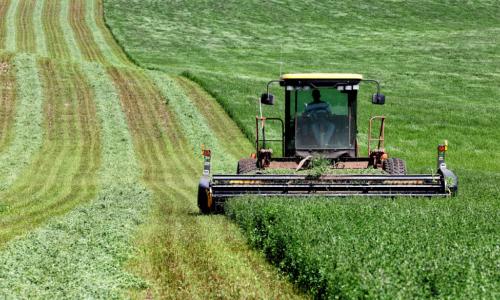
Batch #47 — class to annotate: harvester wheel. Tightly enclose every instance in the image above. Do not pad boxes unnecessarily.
[383,158,407,175]
[237,158,258,174]
[198,176,212,214]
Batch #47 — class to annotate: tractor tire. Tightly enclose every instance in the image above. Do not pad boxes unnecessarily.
[198,176,212,214]
[383,158,407,175]
[237,158,258,174]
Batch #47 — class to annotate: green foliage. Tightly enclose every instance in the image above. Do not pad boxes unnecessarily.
[226,196,500,299]
[308,156,331,178]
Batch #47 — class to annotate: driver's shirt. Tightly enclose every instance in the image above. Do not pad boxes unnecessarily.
[305,101,331,114]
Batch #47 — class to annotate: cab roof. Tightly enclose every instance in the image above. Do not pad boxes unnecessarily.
[281,73,363,80]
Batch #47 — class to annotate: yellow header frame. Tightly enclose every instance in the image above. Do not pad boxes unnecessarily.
[281,73,363,80]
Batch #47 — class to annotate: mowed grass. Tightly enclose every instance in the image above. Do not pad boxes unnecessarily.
[0,58,101,245]
[104,0,500,297]
[1,0,303,297]
[0,53,16,153]
[108,67,302,298]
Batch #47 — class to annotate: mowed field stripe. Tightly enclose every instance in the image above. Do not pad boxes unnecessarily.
[15,0,37,53]
[176,76,253,159]
[108,67,300,298]
[0,53,44,190]
[69,0,106,63]
[0,53,16,153]
[93,0,133,66]
[3,0,17,52]
[59,0,83,61]
[0,58,100,245]
[109,68,197,197]
[32,0,48,57]
[87,0,130,66]
[0,62,152,298]
[42,0,71,59]
[0,0,11,49]
[148,71,238,173]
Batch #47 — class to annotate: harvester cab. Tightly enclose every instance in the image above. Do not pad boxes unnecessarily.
[198,73,458,213]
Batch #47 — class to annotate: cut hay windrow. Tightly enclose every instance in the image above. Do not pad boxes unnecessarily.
[107,67,299,298]
[3,0,18,52]
[15,0,37,53]
[0,53,16,153]
[0,58,100,245]
[0,0,302,297]
[0,61,150,295]
[42,0,71,59]
[87,0,131,66]
[59,0,83,61]
[107,67,197,199]
[0,59,151,298]
[176,76,253,159]
[69,0,106,63]
[147,71,236,174]
[0,53,44,190]
[32,0,48,57]
[0,0,11,49]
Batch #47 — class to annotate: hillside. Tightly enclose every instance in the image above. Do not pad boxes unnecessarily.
[103,0,500,298]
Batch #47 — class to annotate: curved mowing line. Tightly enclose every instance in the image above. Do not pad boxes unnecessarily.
[0,0,11,49]
[93,0,133,66]
[175,76,253,159]
[85,0,125,66]
[107,68,193,183]
[0,61,148,298]
[69,0,106,63]
[107,67,299,298]
[0,54,16,153]
[15,0,37,53]
[33,0,48,57]
[81,62,140,184]
[0,58,100,245]
[59,0,83,61]
[148,71,236,173]
[107,67,196,208]
[42,0,71,59]
[3,0,18,52]
[0,54,44,191]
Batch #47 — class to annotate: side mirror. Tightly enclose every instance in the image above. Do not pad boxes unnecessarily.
[260,93,274,105]
[372,93,385,105]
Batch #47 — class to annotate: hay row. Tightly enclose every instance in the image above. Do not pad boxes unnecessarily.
[0,59,100,245]
[42,0,70,59]
[0,0,11,49]
[0,53,16,153]
[69,0,106,63]
[15,0,37,53]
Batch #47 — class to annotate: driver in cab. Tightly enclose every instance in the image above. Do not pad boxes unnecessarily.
[304,89,335,146]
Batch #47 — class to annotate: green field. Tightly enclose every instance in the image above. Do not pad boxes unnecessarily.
[0,0,299,298]
[104,0,500,298]
[0,0,498,298]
